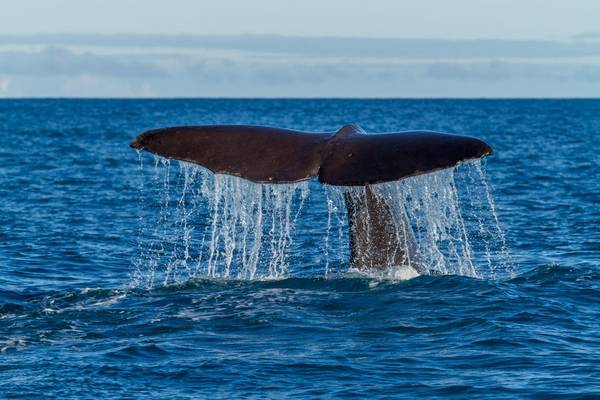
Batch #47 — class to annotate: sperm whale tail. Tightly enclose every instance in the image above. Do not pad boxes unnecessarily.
[131,123,492,186]
[131,124,492,272]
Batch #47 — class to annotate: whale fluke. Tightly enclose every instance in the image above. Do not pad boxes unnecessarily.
[130,124,491,186]
[131,124,493,272]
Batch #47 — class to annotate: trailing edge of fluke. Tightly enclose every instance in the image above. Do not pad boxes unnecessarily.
[130,124,492,186]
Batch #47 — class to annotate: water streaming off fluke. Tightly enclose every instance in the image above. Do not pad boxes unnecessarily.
[132,156,512,288]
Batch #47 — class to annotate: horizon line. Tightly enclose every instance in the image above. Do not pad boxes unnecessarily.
[1,96,599,101]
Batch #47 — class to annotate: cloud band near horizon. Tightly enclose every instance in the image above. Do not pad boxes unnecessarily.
[0,33,599,97]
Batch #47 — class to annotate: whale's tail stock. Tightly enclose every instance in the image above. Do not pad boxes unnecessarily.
[131,124,492,273]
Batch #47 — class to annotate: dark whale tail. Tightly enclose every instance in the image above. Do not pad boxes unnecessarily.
[131,124,492,272]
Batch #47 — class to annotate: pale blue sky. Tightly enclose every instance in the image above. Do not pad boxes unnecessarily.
[0,0,599,97]
[1,0,599,39]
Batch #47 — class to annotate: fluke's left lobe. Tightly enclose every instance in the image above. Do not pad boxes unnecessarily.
[131,125,331,183]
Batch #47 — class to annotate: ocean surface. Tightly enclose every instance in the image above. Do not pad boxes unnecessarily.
[1,99,599,399]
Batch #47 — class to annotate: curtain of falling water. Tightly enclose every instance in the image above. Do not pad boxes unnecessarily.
[132,159,310,287]
[132,156,512,288]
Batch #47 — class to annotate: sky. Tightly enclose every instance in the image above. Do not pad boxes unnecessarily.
[0,0,599,97]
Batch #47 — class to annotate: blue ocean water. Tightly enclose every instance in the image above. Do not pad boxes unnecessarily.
[1,99,599,399]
